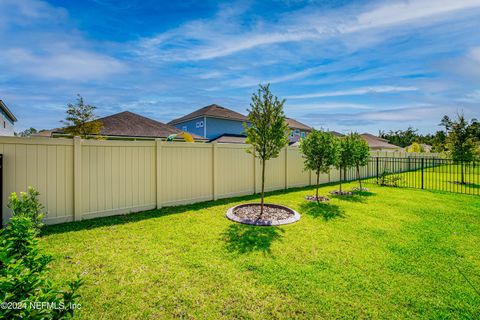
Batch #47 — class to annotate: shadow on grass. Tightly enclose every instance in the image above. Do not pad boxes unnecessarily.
[299,201,345,221]
[40,187,309,237]
[222,223,284,255]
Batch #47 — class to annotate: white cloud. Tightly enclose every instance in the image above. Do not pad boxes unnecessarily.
[286,86,418,99]
[134,0,480,62]
[346,0,480,32]
[0,48,127,80]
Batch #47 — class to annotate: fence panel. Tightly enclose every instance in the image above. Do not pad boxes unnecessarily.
[216,144,255,199]
[160,143,213,206]
[80,140,156,220]
[0,138,74,225]
[286,147,310,188]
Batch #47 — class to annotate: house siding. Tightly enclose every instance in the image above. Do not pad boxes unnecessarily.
[204,117,247,139]
[172,117,205,138]
[0,110,14,136]
[173,117,247,139]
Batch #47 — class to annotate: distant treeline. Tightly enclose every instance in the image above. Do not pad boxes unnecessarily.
[379,115,480,153]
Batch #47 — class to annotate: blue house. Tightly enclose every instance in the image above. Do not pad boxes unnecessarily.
[168,104,249,140]
[169,104,312,143]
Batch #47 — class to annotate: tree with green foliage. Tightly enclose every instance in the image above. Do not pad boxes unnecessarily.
[406,142,425,153]
[16,127,38,137]
[300,130,339,202]
[446,114,477,184]
[0,188,82,319]
[62,95,102,139]
[351,133,370,190]
[244,84,289,216]
[336,134,357,193]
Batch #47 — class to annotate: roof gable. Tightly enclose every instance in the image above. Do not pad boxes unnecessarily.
[285,118,312,131]
[169,104,248,124]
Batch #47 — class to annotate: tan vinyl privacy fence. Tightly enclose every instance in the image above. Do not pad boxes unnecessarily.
[0,136,441,225]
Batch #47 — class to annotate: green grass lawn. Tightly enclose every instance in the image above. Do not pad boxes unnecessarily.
[40,182,480,319]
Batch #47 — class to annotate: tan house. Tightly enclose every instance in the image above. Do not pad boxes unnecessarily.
[360,133,402,151]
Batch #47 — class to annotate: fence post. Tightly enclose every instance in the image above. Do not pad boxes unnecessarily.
[73,136,83,221]
[212,142,218,200]
[421,158,424,189]
[376,157,379,183]
[284,147,288,190]
[156,139,163,209]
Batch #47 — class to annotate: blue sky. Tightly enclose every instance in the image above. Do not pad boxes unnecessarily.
[1,0,480,134]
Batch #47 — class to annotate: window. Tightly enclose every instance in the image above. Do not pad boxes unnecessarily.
[196,121,204,128]
[301,132,305,138]
[182,126,187,131]
[294,129,300,135]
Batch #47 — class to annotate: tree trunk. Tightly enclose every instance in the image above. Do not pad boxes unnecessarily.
[357,165,362,189]
[316,170,320,203]
[261,159,266,217]
[339,167,342,192]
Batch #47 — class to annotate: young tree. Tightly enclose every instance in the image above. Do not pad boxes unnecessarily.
[300,130,339,202]
[335,134,357,192]
[446,114,477,184]
[351,133,370,190]
[244,84,289,216]
[62,95,102,138]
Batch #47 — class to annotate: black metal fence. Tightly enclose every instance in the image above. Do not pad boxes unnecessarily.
[341,156,479,196]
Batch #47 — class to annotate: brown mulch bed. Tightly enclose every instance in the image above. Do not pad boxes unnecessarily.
[351,187,370,192]
[305,195,330,202]
[233,204,294,221]
[329,190,353,196]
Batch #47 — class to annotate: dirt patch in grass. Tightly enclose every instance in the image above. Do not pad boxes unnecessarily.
[304,195,330,202]
[329,190,353,196]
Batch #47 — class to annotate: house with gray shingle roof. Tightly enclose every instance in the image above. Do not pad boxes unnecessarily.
[169,104,312,143]
[38,111,206,141]
[360,133,402,151]
[0,100,17,136]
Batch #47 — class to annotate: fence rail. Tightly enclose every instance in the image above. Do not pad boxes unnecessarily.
[351,157,480,195]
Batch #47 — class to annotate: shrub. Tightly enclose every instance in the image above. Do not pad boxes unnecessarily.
[0,189,82,319]
[8,187,46,230]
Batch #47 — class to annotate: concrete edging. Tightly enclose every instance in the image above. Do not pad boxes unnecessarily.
[226,203,301,226]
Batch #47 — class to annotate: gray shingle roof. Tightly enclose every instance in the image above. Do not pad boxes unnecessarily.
[169,104,248,125]
[360,133,401,149]
[43,111,206,140]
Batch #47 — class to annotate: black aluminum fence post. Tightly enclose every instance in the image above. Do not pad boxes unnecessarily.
[421,158,424,189]
[376,157,379,184]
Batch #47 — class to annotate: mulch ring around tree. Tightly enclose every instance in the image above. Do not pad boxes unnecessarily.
[329,190,353,196]
[304,195,330,202]
[351,187,370,192]
[226,203,301,226]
